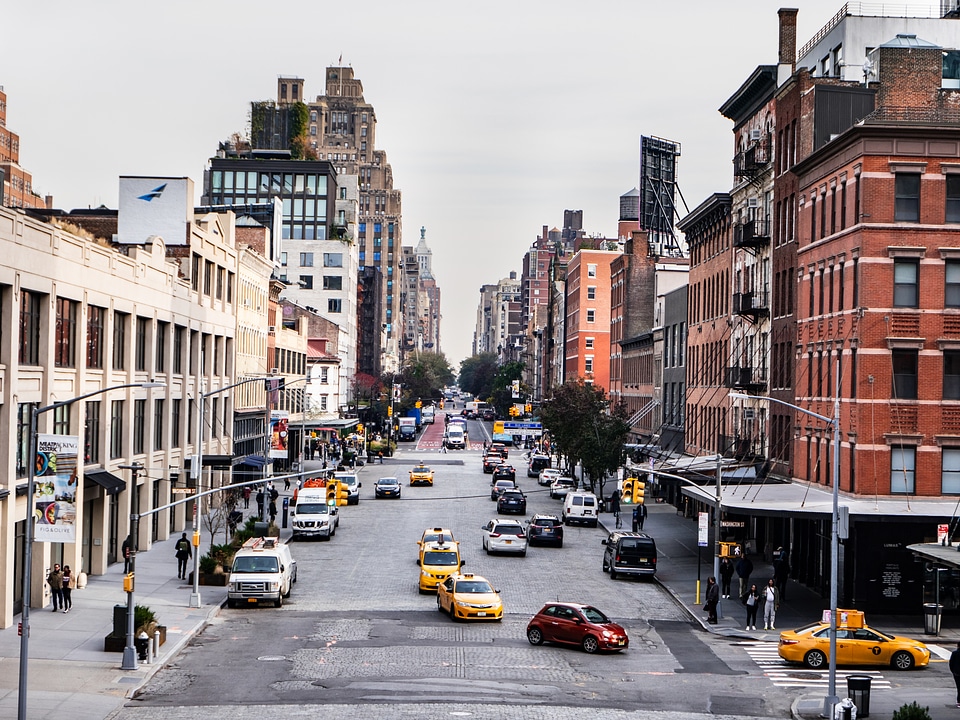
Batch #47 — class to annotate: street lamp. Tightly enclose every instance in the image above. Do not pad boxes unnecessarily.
[18,381,165,720]
[729,389,840,717]
[118,462,144,671]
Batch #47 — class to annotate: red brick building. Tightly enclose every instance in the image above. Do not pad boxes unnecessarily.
[564,248,619,391]
[0,87,45,209]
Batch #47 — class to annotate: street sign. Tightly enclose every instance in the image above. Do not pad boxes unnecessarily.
[939,523,950,544]
[698,512,709,547]
[502,422,541,430]
[720,520,745,528]
[172,488,196,495]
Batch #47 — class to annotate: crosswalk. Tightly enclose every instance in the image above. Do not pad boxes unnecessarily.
[738,641,892,689]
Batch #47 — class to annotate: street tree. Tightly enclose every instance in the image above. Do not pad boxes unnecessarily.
[399,351,454,405]
[458,353,498,400]
[490,361,525,417]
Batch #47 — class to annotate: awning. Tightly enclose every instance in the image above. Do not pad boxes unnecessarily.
[85,470,126,496]
[0,488,9,500]
[184,454,235,472]
[235,455,270,468]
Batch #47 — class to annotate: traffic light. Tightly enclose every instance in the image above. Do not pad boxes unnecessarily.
[388,405,393,417]
[524,403,532,414]
[621,478,635,504]
[633,480,646,505]
[326,481,339,506]
[357,423,364,435]
[337,482,350,506]
[439,399,445,410]
[415,400,422,409]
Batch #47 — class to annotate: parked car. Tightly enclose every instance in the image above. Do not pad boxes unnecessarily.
[497,489,527,514]
[481,518,528,556]
[549,476,577,499]
[492,464,516,481]
[526,603,628,653]
[527,514,563,547]
[601,531,657,579]
[491,478,517,501]
[538,468,562,486]
[374,477,402,498]
[562,491,599,527]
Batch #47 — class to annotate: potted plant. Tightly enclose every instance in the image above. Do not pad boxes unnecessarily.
[134,604,165,651]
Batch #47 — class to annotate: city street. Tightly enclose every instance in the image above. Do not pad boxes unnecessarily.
[116,421,778,719]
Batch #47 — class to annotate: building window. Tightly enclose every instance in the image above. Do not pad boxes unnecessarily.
[53,405,70,435]
[320,367,329,384]
[155,321,168,373]
[300,252,314,267]
[890,445,916,494]
[943,448,960,494]
[113,312,128,371]
[587,286,596,300]
[216,267,224,300]
[946,351,960,399]
[585,337,594,349]
[893,259,919,307]
[323,275,343,291]
[203,260,213,295]
[947,175,960,223]
[280,252,288,267]
[324,252,343,267]
[154,399,165,450]
[895,173,920,222]
[586,309,596,323]
[320,395,328,411]
[133,399,146,455]
[87,305,104,369]
[328,298,342,313]
[85,401,101,464]
[299,275,314,289]
[892,349,918,399]
[19,290,41,365]
[174,326,184,374]
[17,403,37,478]
[191,253,201,291]
[110,400,124,459]
[135,317,148,372]
[587,264,597,278]
[53,297,77,368]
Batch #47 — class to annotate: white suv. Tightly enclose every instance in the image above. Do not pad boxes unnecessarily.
[481,518,528,556]
[562,491,599,527]
[334,472,361,505]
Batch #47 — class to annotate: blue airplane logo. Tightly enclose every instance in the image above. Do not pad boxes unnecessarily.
[137,183,167,202]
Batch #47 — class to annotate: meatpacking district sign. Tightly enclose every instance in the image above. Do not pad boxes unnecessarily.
[34,435,80,543]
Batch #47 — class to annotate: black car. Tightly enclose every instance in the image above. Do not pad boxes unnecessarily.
[374,477,402,498]
[482,455,501,474]
[492,464,516,482]
[497,489,527,514]
[527,514,564,547]
[481,408,496,421]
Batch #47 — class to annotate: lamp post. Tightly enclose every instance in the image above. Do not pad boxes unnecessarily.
[729,389,840,717]
[118,462,144,671]
[18,381,164,720]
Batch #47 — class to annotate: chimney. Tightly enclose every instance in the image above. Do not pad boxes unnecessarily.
[778,8,799,85]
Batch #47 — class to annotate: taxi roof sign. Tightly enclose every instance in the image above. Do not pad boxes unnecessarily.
[821,608,864,628]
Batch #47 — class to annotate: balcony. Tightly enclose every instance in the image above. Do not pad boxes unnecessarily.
[724,365,767,392]
[733,218,770,250]
[734,136,771,179]
[733,291,769,319]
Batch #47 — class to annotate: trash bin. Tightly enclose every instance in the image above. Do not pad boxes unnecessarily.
[847,674,872,717]
[113,604,128,639]
[923,602,943,635]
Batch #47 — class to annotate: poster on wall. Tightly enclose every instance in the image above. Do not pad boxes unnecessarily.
[34,434,79,543]
[269,411,289,459]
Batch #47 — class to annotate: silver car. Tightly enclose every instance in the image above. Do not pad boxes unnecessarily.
[481,518,528,556]
[549,476,577,499]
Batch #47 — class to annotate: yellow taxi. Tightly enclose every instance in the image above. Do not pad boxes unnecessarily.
[417,537,462,593]
[409,462,435,486]
[436,572,503,621]
[778,609,930,670]
[418,527,455,547]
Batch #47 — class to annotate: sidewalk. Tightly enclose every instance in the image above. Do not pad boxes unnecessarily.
[599,502,960,720]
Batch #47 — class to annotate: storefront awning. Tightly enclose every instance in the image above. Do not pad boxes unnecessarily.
[235,454,270,468]
[85,470,126,496]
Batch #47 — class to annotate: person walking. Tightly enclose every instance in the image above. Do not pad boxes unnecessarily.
[950,641,960,707]
[61,565,74,613]
[634,503,648,531]
[47,563,63,612]
[242,486,251,509]
[174,533,192,579]
[704,576,720,624]
[735,554,754,598]
[773,549,790,601]
[268,498,278,524]
[719,557,735,599]
[284,475,291,491]
[121,535,132,573]
[742,583,761,630]
[762,577,780,631]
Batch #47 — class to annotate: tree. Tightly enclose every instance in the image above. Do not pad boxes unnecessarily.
[540,379,630,499]
[458,353,498,400]
[490,361,525,417]
[399,351,454,405]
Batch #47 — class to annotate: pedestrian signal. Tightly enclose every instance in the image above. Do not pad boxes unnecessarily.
[633,480,646,505]
[337,482,349,506]
[621,478,635,504]
[326,481,339,506]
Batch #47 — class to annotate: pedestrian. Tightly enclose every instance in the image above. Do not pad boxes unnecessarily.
[256,489,264,514]
[61,565,74,613]
[635,503,648,531]
[773,549,790,601]
[742,583,760,630]
[719,557,735,598]
[950,641,960,707]
[174,532,192,579]
[632,505,640,532]
[762,577,780,631]
[284,475,291,491]
[704,576,720,624]
[47,563,63,612]
[121,535,132,573]
[304,442,311,461]
[735,554,754,598]
[378,451,384,464]
[242,486,251,509]
[268,499,278,524]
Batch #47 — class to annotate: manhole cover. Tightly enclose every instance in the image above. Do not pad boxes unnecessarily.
[258,655,287,662]
[788,671,823,680]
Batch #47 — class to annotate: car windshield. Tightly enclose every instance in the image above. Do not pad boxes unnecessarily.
[377,479,398,486]
[581,606,610,623]
[455,580,493,593]
[423,551,459,565]
[232,556,280,573]
[414,466,431,473]
[423,532,451,544]
[296,503,328,514]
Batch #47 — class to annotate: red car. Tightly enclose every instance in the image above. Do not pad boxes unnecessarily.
[526,602,628,653]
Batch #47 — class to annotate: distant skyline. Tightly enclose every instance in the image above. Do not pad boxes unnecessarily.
[3,0,939,368]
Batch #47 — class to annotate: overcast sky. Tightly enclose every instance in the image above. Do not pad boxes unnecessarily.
[3,0,937,368]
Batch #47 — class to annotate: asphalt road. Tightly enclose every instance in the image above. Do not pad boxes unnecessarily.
[109,421,938,719]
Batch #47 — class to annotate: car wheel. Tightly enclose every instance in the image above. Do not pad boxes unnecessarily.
[557,540,563,548]
[527,627,544,645]
[804,649,827,669]
[610,568,618,580]
[274,594,283,608]
[520,550,527,557]
[582,635,600,654]
[892,651,915,670]
[226,599,236,609]
[419,586,429,595]
[437,596,444,611]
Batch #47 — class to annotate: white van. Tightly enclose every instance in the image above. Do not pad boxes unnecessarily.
[227,537,297,608]
[334,472,361,505]
[290,489,340,539]
[444,427,466,450]
[562,491,599,527]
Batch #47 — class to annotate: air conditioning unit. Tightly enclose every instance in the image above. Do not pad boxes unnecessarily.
[270,368,279,374]
[268,325,276,334]
[749,128,762,142]
[747,197,759,209]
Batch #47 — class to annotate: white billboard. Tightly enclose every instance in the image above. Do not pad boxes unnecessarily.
[117,176,194,245]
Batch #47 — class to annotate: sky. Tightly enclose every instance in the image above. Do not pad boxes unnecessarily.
[3,0,939,368]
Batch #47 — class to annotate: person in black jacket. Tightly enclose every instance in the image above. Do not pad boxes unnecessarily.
[705,576,720,624]
[951,642,960,707]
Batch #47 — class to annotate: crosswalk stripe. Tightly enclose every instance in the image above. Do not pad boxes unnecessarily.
[741,643,891,688]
